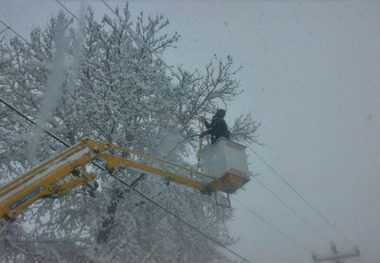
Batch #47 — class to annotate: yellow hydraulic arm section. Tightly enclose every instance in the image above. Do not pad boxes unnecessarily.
[0,138,247,222]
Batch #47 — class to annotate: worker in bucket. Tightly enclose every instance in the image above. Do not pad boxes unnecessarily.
[199,109,230,144]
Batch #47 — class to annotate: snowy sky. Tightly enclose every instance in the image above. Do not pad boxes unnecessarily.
[1,1,379,262]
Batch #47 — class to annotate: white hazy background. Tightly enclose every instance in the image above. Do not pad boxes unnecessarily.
[1,1,379,262]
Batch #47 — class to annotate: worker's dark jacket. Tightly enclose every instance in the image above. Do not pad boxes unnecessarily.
[203,109,230,144]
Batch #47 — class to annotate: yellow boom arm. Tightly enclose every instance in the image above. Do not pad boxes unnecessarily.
[0,138,248,222]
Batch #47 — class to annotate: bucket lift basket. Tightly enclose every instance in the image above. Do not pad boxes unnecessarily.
[200,138,250,194]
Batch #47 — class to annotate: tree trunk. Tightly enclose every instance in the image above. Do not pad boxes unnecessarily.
[96,188,124,244]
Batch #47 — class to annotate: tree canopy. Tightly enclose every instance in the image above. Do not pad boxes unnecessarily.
[0,4,259,262]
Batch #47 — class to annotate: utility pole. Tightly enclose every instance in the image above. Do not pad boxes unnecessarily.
[312,243,360,263]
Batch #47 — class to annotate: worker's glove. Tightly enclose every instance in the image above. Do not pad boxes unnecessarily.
[199,131,208,138]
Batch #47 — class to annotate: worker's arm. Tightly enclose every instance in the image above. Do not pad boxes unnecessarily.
[203,118,211,129]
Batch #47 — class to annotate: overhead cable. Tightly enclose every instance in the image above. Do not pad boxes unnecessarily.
[254,177,330,242]
[248,145,354,245]
[0,19,31,45]
[55,0,79,21]
[0,97,70,148]
[231,196,312,254]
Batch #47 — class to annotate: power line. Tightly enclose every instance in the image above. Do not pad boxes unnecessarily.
[254,176,330,243]
[0,97,250,263]
[0,97,70,148]
[231,196,312,254]
[0,19,31,45]
[248,145,354,245]
[0,19,52,62]
[109,172,250,262]
[55,0,79,21]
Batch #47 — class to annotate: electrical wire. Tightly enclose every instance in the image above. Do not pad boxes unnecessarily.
[108,172,250,262]
[247,145,355,245]
[254,176,330,243]
[231,196,312,254]
[0,19,52,62]
[0,97,70,148]
[55,0,79,21]
[0,19,31,46]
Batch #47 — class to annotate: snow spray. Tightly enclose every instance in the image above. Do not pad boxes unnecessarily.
[27,2,87,163]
